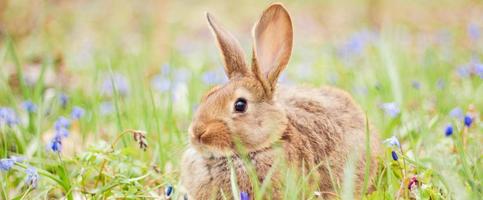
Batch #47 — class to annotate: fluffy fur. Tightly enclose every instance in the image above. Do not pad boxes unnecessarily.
[181,3,381,199]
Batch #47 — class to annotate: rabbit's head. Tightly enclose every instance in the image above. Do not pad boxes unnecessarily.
[189,3,294,158]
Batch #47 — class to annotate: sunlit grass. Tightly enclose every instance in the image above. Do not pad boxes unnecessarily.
[1,0,482,199]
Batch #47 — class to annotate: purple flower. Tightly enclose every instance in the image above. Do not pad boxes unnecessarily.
[0,107,19,127]
[22,100,37,113]
[101,73,130,97]
[0,158,16,171]
[240,192,249,200]
[165,184,173,197]
[391,151,398,161]
[202,68,226,85]
[161,64,171,75]
[99,101,114,115]
[151,75,171,92]
[445,124,453,137]
[468,23,480,41]
[338,30,375,59]
[411,80,421,90]
[449,107,464,120]
[25,166,39,188]
[383,136,400,148]
[71,106,85,120]
[464,115,473,127]
[54,117,71,131]
[49,136,62,152]
[59,93,68,108]
[408,176,419,190]
[380,102,400,118]
[49,135,62,152]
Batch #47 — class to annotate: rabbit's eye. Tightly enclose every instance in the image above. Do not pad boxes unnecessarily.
[234,98,247,113]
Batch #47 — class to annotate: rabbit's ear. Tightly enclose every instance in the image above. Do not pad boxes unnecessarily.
[251,3,293,95]
[206,12,249,79]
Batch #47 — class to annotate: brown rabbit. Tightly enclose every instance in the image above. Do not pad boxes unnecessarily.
[180,3,380,199]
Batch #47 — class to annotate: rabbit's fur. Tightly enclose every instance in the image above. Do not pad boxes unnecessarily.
[181,3,380,199]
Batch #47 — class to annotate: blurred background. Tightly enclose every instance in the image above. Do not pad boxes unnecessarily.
[0,0,481,199]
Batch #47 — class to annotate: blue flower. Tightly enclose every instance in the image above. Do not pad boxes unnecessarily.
[101,73,130,97]
[380,102,400,118]
[476,63,483,79]
[99,101,114,115]
[165,184,173,197]
[468,23,480,41]
[0,158,15,171]
[202,68,226,85]
[49,136,62,152]
[445,124,453,137]
[240,191,249,200]
[449,107,464,120]
[338,31,373,59]
[54,117,71,131]
[0,107,19,127]
[384,136,401,148]
[391,151,398,161]
[411,80,421,90]
[161,63,171,75]
[59,93,68,108]
[21,100,37,113]
[436,79,445,90]
[464,115,473,127]
[25,166,39,188]
[71,106,85,120]
[151,75,171,92]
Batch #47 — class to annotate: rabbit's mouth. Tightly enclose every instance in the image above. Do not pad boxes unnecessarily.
[189,120,236,157]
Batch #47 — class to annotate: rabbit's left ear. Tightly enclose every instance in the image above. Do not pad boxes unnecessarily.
[251,3,293,96]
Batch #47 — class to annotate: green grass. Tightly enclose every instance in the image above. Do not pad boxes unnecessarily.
[0,0,482,199]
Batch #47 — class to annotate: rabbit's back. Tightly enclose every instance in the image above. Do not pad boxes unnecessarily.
[278,85,380,192]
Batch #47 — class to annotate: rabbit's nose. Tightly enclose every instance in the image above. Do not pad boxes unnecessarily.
[191,123,207,142]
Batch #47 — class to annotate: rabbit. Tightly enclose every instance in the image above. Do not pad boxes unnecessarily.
[180,3,381,199]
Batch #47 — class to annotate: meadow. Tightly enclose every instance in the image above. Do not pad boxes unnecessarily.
[0,0,482,199]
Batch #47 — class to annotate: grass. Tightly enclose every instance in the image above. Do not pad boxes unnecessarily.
[0,0,482,199]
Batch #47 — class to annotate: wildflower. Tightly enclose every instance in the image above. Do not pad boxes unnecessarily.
[383,136,401,148]
[411,80,421,90]
[338,30,374,59]
[151,75,171,92]
[101,73,130,97]
[380,102,400,118]
[133,130,148,151]
[165,184,173,198]
[457,65,470,78]
[468,23,480,41]
[464,115,473,127]
[25,166,39,188]
[71,106,85,120]
[21,100,37,113]
[445,124,453,137]
[59,93,68,108]
[0,107,19,127]
[449,107,464,120]
[391,151,398,161]
[0,158,15,171]
[49,135,62,152]
[54,116,71,131]
[476,63,483,79]
[240,192,249,200]
[408,176,419,191]
[161,63,171,75]
[436,79,445,90]
[100,101,114,115]
[202,68,226,85]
